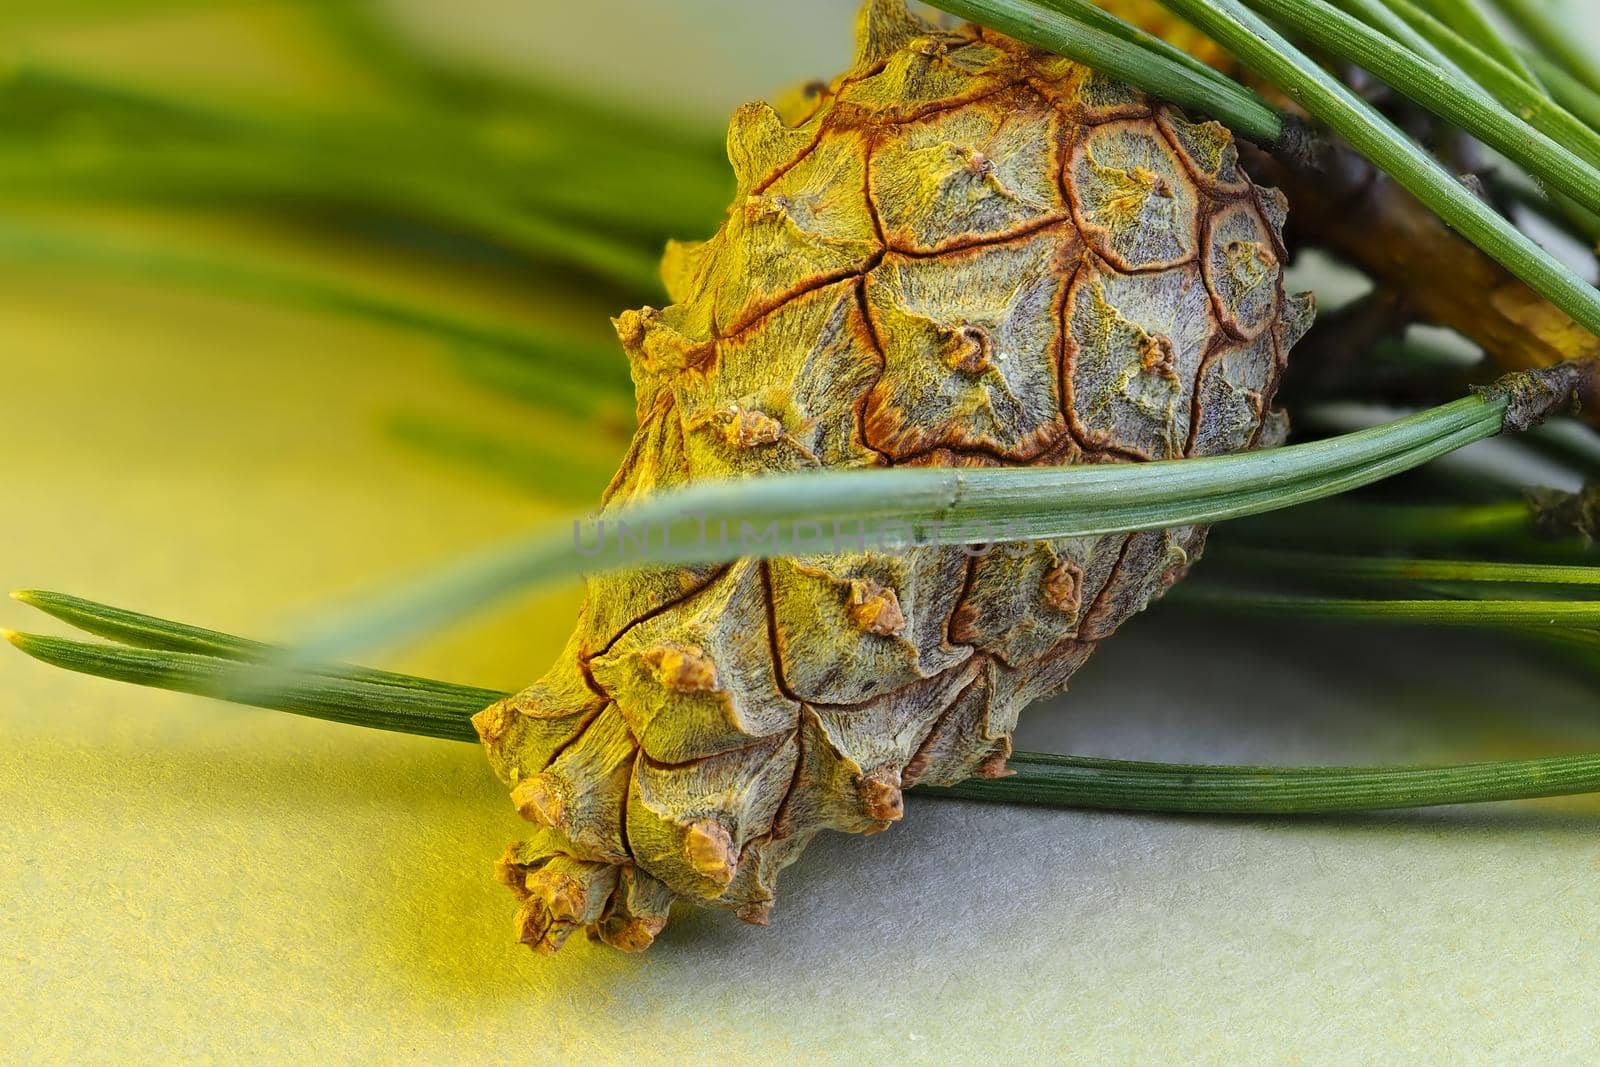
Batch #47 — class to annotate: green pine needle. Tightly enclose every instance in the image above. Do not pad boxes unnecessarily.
[930,750,1600,812]
[278,379,1538,663]
[1152,0,1600,340]
[0,61,713,290]
[1345,0,1600,172]
[1526,51,1600,133]
[927,0,1283,141]
[1038,0,1243,84]
[0,222,632,398]
[9,590,502,703]
[1204,500,1540,549]
[387,412,621,502]
[1173,587,1600,627]
[1213,549,1600,586]
[1488,0,1600,95]
[14,592,1600,815]
[1333,0,1463,73]
[0,146,666,294]
[1421,0,1543,85]
[4,631,487,743]
[1243,0,1600,214]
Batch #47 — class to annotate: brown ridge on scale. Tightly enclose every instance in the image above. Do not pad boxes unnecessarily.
[474,0,1315,953]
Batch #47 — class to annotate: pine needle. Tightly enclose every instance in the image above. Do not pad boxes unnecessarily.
[1172,587,1600,627]
[16,592,1600,815]
[1342,0,1600,171]
[1211,549,1600,586]
[1421,0,1543,85]
[927,0,1283,140]
[1153,0,1600,339]
[1243,0,1600,215]
[276,379,1536,662]
[0,221,633,400]
[1487,0,1600,96]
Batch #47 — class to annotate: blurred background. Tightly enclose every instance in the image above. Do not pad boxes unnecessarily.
[4,1,1600,1060]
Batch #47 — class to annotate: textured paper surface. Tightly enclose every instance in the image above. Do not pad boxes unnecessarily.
[6,2,1600,1061]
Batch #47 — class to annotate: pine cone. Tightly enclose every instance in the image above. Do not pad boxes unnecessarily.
[474,0,1315,954]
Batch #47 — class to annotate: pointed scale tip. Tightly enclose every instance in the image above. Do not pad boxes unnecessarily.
[859,768,905,823]
[683,819,737,886]
[511,774,567,829]
[853,0,932,70]
[737,901,773,927]
[515,899,573,956]
[599,915,667,953]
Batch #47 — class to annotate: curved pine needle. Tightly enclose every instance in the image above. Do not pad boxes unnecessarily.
[14,600,1600,815]
[3,632,486,743]
[281,388,1517,661]
[8,591,501,702]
